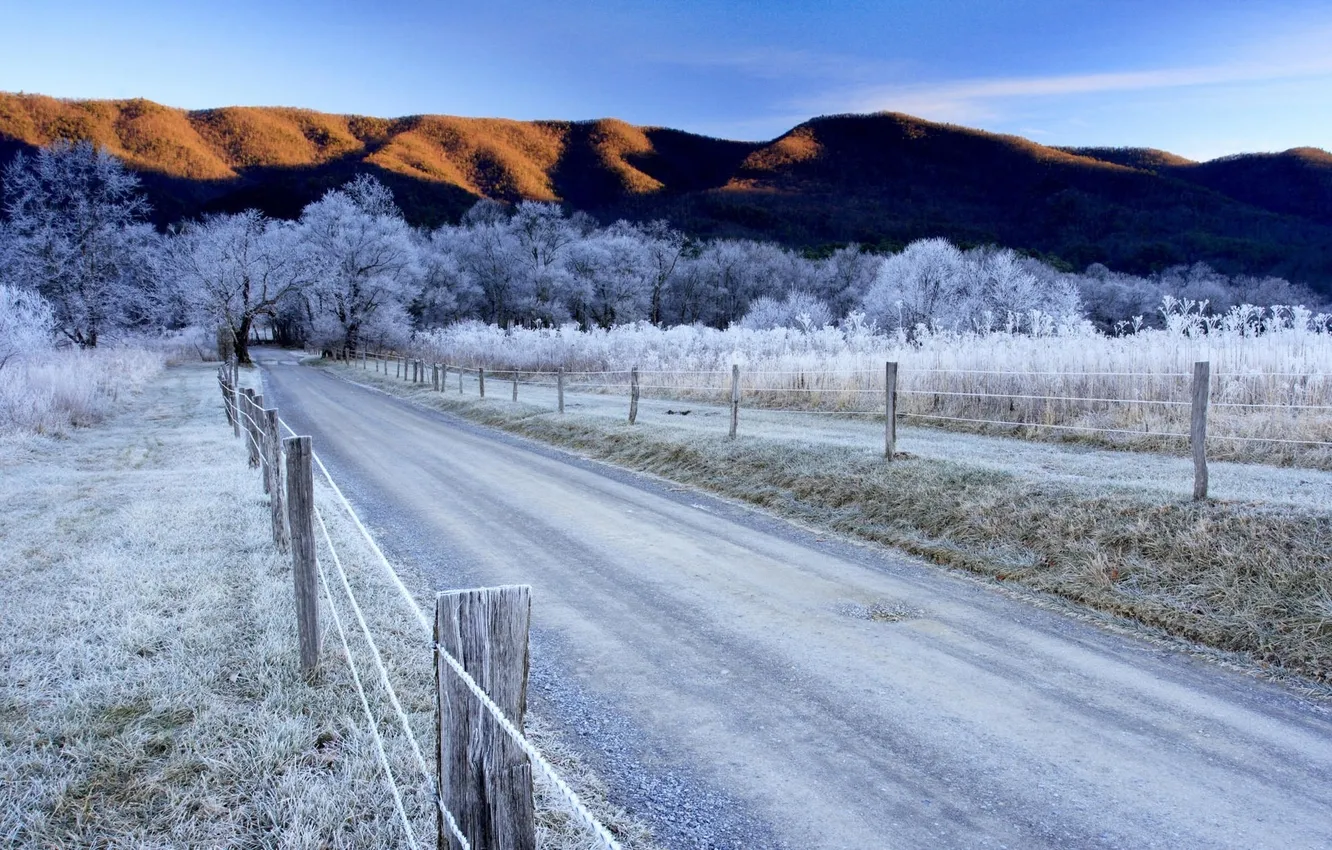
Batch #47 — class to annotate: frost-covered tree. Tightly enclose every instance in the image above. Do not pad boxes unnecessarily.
[602,219,687,325]
[815,245,882,320]
[169,210,308,363]
[738,291,833,331]
[298,175,421,352]
[511,201,579,326]
[861,238,968,332]
[416,227,482,327]
[565,229,654,328]
[2,140,158,347]
[862,239,1083,334]
[450,215,526,327]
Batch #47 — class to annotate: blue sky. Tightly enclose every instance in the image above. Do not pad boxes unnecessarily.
[3,0,1330,159]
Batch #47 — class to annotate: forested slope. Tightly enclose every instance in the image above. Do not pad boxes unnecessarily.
[2,93,1330,291]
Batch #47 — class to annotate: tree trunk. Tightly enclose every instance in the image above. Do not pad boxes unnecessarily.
[234,315,253,364]
[344,323,361,357]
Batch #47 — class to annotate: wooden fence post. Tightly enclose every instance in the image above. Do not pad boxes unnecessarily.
[253,394,270,493]
[1192,361,1210,501]
[435,586,535,850]
[628,367,640,424]
[885,361,898,460]
[264,409,289,552]
[219,365,235,427]
[479,368,486,398]
[441,364,448,392]
[284,436,320,679]
[557,367,565,414]
[729,364,740,439]
[231,360,241,438]
[512,373,518,402]
[243,389,261,468]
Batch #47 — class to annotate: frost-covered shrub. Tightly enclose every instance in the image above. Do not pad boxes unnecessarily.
[0,284,55,370]
[739,292,833,331]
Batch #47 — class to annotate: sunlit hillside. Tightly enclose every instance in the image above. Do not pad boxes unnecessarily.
[2,92,1331,291]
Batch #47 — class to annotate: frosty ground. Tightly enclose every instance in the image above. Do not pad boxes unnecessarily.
[0,363,653,848]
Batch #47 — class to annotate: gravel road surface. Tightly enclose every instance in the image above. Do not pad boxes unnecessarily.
[259,354,1332,850]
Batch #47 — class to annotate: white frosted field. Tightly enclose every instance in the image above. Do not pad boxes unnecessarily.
[343,353,1332,514]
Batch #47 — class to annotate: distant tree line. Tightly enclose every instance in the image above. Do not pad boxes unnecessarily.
[1,141,1326,363]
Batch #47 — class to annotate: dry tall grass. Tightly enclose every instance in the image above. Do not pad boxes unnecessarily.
[410,305,1332,466]
[0,346,163,436]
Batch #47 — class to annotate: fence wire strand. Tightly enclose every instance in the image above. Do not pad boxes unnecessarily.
[314,504,472,850]
[278,417,624,850]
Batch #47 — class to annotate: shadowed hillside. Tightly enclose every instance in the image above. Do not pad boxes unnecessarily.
[3,93,1331,292]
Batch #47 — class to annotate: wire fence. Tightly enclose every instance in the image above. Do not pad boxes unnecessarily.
[218,361,623,850]
[336,349,1332,469]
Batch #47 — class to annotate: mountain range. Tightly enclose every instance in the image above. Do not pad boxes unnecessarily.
[2,92,1330,293]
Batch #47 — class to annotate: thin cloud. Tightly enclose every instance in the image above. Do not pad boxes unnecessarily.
[650,45,898,83]
[802,56,1332,123]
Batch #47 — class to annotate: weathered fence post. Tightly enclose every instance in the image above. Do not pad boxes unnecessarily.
[263,409,289,552]
[435,586,536,850]
[231,359,241,438]
[284,436,320,679]
[1192,361,1210,500]
[729,364,740,439]
[433,363,440,392]
[441,364,448,392]
[479,368,486,398]
[253,395,271,493]
[512,373,518,402]
[243,389,261,468]
[885,361,898,460]
[557,367,565,414]
[628,367,640,424]
[219,365,235,427]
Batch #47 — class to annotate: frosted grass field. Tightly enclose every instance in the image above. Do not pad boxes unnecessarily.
[410,302,1332,466]
[0,363,655,849]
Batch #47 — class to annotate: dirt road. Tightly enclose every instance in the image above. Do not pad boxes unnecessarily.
[259,354,1332,850]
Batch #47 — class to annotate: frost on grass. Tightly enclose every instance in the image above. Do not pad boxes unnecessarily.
[405,305,1332,467]
[0,363,656,849]
[0,345,164,436]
